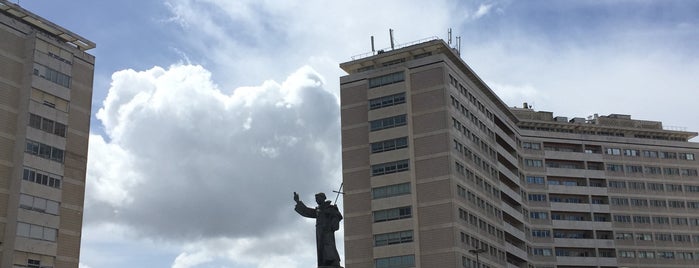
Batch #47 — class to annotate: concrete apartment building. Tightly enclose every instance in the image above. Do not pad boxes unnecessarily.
[0,1,94,267]
[340,38,699,268]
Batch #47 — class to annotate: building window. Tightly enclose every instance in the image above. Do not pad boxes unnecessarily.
[611,197,629,206]
[653,216,670,224]
[526,176,544,184]
[369,93,406,110]
[607,164,623,172]
[25,139,64,163]
[618,250,635,258]
[650,200,667,208]
[373,206,411,222]
[613,215,631,223]
[645,166,662,174]
[672,217,689,225]
[371,137,408,153]
[16,222,57,242]
[605,148,621,155]
[637,251,655,259]
[372,183,410,199]
[529,211,548,219]
[648,183,664,191]
[370,114,407,131]
[628,182,645,190]
[375,255,414,268]
[667,184,683,192]
[642,150,658,158]
[679,153,695,160]
[633,216,651,224]
[623,149,640,156]
[630,199,648,207]
[681,169,699,177]
[29,113,66,137]
[531,229,550,237]
[674,234,691,242]
[524,159,543,167]
[19,194,59,215]
[522,142,541,150]
[608,180,626,188]
[615,232,633,240]
[660,152,677,159]
[371,159,409,176]
[374,230,413,246]
[625,165,643,173]
[656,233,672,241]
[668,200,686,208]
[22,167,62,189]
[369,71,405,88]
[33,63,71,88]
[663,168,680,176]
[528,194,547,202]
[531,248,552,256]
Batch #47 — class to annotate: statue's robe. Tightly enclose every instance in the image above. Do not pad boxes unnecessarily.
[295,200,343,267]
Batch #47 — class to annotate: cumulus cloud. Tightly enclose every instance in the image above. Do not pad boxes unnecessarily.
[86,64,340,245]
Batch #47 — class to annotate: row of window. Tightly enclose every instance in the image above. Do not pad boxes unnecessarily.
[368,71,405,88]
[452,115,497,159]
[616,232,699,242]
[29,113,66,137]
[374,230,413,247]
[33,63,71,88]
[450,96,496,141]
[519,125,685,141]
[611,197,699,209]
[458,208,504,241]
[25,139,64,163]
[605,148,695,160]
[613,215,699,224]
[453,139,498,181]
[609,180,699,192]
[375,254,414,268]
[373,206,411,223]
[16,222,57,242]
[371,137,408,154]
[457,185,502,221]
[369,92,405,110]
[606,164,698,176]
[460,232,506,265]
[370,114,407,132]
[19,193,59,215]
[371,159,409,176]
[23,167,62,189]
[448,74,495,122]
[372,183,411,199]
[618,250,698,260]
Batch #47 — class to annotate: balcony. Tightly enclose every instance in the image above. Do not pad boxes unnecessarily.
[500,184,522,202]
[549,202,610,213]
[544,150,603,162]
[501,203,524,221]
[553,238,615,248]
[546,167,605,178]
[503,222,525,241]
[552,220,612,229]
[555,256,617,267]
[505,241,527,261]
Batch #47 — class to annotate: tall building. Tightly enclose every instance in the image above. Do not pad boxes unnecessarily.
[340,38,699,268]
[0,1,95,267]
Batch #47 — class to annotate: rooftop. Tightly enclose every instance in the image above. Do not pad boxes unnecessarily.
[0,0,95,50]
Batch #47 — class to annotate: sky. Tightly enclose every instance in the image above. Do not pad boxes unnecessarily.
[10,0,699,267]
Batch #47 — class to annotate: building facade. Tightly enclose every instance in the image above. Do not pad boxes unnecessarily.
[340,39,699,268]
[0,1,95,267]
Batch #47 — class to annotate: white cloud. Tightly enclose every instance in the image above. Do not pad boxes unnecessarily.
[85,64,340,267]
[473,3,493,19]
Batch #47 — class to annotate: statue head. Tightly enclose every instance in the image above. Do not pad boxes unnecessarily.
[315,192,327,205]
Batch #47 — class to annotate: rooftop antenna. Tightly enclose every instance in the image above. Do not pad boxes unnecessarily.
[371,36,375,54]
[448,28,452,45]
[389,28,395,50]
[456,36,462,56]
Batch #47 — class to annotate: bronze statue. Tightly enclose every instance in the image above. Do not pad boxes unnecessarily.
[293,191,343,267]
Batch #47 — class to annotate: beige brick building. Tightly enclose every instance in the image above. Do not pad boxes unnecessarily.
[0,1,95,267]
[340,39,699,268]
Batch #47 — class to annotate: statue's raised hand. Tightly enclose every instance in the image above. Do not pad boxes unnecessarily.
[293,192,300,203]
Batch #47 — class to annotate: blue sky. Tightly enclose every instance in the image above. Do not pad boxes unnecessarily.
[12,1,699,267]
